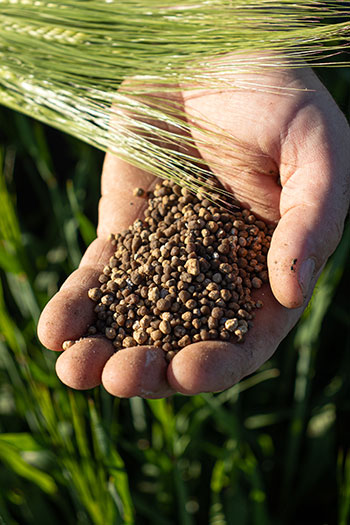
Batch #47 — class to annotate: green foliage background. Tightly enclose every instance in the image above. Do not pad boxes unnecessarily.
[0,65,349,525]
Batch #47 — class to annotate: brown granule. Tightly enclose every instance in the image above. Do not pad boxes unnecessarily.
[78,179,275,361]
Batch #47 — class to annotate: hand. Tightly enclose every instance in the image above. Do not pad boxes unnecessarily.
[37,59,350,397]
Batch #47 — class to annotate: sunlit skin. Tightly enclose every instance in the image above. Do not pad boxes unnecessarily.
[37,62,350,398]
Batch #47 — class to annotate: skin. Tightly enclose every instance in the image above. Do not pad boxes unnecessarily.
[37,60,350,398]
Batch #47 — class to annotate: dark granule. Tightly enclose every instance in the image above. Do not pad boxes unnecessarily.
[82,179,274,361]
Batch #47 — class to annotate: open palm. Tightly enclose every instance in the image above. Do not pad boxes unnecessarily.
[38,62,350,397]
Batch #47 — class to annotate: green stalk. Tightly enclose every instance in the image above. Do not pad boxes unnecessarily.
[1,1,350,191]
[281,222,350,516]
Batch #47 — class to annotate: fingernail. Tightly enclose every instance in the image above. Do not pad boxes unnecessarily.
[298,258,315,299]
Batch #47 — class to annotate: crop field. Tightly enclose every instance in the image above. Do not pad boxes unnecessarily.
[0,65,350,525]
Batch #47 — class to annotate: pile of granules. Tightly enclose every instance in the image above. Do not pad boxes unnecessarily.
[83,180,274,362]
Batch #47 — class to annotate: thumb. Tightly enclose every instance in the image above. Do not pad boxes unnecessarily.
[268,203,334,308]
[268,104,350,309]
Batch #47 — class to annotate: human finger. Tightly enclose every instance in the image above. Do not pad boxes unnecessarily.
[102,346,174,398]
[268,95,350,308]
[55,337,115,390]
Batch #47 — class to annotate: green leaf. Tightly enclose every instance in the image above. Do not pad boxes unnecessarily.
[89,399,135,524]
[66,180,96,247]
[338,450,350,525]
[0,441,57,495]
[0,241,22,274]
[0,433,42,451]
